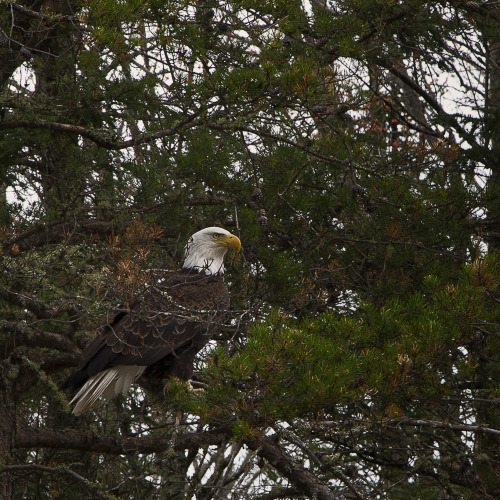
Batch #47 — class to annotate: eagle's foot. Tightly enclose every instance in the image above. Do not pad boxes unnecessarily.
[188,380,206,394]
[163,377,206,395]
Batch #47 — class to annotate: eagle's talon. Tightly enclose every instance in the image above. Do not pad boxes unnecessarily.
[188,382,205,394]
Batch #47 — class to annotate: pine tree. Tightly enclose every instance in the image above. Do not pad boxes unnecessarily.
[1,1,499,498]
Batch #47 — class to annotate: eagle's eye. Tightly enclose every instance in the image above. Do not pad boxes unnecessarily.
[212,233,222,239]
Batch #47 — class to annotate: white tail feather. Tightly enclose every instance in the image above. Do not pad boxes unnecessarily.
[71,365,146,415]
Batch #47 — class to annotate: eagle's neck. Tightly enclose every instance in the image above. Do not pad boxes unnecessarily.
[182,243,226,276]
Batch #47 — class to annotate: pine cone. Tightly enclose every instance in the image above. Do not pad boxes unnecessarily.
[251,187,263,201]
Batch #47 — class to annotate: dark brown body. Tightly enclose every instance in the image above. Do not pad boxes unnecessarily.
[62,269,230,392]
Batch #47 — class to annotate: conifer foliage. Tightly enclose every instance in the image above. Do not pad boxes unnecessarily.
[1,0,499,498]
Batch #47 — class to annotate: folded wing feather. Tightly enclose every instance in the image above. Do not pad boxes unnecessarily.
[71,365,146,415]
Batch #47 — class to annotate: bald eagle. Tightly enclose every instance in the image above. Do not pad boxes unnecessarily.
[62,227,241,415]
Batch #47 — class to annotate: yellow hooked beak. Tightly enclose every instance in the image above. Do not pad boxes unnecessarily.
[221,233,241,253]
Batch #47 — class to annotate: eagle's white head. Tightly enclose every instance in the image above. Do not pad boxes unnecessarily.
[183,227,241,275]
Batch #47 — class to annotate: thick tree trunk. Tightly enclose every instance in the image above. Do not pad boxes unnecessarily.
[484,28,500,252]
[474,15,500,497]
[0,368,15,500]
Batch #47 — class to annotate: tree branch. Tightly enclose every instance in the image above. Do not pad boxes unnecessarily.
[10,2,80,23]
[318,418,500,438]
[0,112,202,149]
[395,418,500,437]
[15,426,228,455]
[2,220,114,255]
[375,59,480,149]
[2,321,78,353]
[245,435,340,500]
